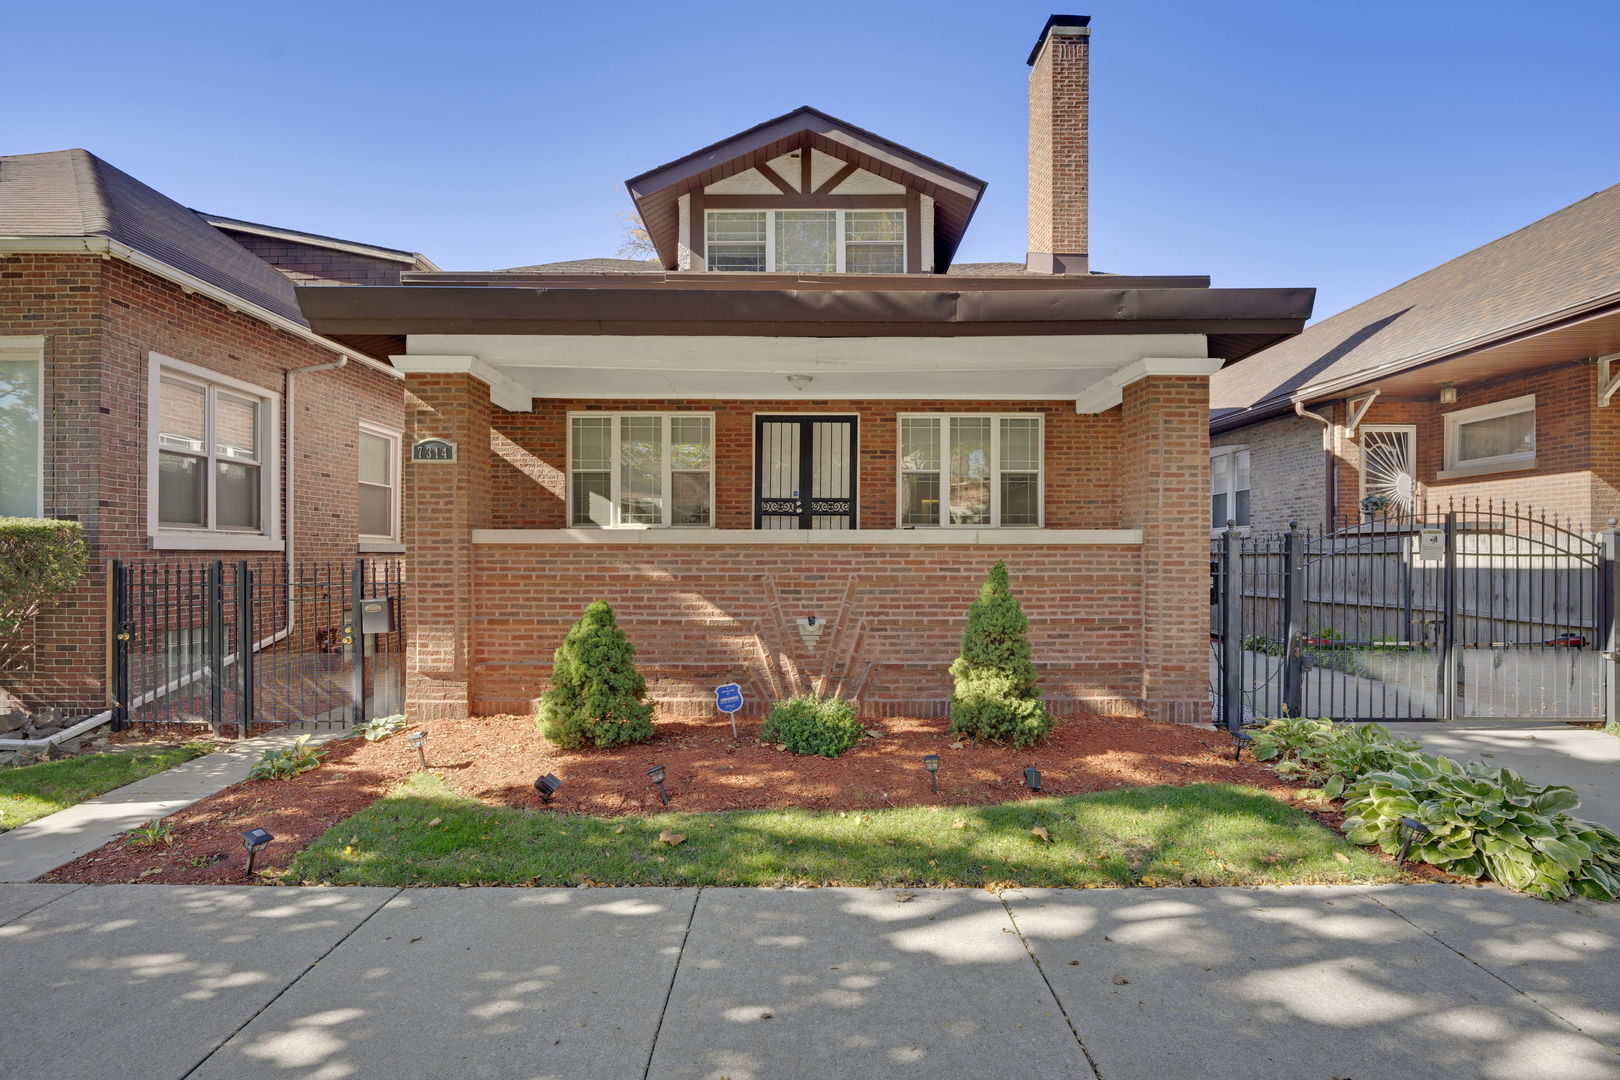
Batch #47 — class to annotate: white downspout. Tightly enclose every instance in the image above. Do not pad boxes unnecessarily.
[285,357,348,633]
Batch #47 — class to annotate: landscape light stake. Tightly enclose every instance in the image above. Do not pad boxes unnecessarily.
[1396,817,1431,865]
[922,754,940,794]
[1023,767,1042,792]
[406,730,428,770]
[241,827,274,876]
[534,774,562,804]
[648,764,669,805]
[1232,729,1253,762]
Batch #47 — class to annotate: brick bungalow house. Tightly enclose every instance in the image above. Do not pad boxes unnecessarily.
[0,148,433,717]
[298,14,1313,726]
[1210,181,1620,534]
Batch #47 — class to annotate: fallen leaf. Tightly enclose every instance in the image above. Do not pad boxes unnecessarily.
[952,818,967,829]
[658,830,687,847]
[409,936,422,943]
[1112,973,1131,985]
[949,741,964,750]
[1333,851,1351,865]
[895,891,917,903]
[1031,826,1052,843]
[427,817,442,827]
[612,825,626,834]
[1067,960,1079,966]
[775,744,788,752]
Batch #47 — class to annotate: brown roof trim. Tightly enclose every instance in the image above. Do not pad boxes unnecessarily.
[401,271,1214,291]
[623,106,987,273]
[296,284,1312,358]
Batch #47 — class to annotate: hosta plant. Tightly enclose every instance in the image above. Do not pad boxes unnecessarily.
[248,734,325,780]
[1342,754,1620,901]
[356,714,407,741]
[1247,717,1334,767]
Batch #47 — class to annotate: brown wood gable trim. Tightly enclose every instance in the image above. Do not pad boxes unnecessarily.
[689,189,705,264]
[761,162,797,196]
[799,148,812,195]
[814,162,859,196]
[704,194,909,210]
[904,191,922,274]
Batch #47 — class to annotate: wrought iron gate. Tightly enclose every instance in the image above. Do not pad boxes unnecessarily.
[753,415,857,529]
[1211,502,1612,727]
[109,558,405,736]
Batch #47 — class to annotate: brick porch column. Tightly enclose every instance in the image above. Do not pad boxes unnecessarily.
[1120,370,1212,725]
[403,373,491,720]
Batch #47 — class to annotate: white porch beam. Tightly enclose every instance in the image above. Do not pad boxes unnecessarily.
[1600,353,1620,407]
[390,354,533,412]
[1074,356,1226,414]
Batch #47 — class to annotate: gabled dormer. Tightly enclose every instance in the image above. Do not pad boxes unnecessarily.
[624,106,987,274]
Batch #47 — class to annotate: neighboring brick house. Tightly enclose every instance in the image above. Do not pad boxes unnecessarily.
[296,14,1313,725]
[1211,181,1620,534]
[0,148,431,715]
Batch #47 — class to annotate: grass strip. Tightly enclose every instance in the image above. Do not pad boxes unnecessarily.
[290,773,1401,888]
[0,743,213,832]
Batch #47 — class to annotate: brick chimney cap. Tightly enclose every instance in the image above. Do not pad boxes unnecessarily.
[1027,14,1093,66]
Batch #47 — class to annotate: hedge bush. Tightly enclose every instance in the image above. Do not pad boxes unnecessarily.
[537,600,655,749]
[947,561,1052,748]
[0,517,87,643]
[761,694,863,758]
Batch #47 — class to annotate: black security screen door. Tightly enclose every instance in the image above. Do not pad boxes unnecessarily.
[753,416,857,529]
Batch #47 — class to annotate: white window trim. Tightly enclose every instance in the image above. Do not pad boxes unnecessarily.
[567,411,716,529]
[704,209,906,273]
[147,354,282,551]
[0,336,45,518]
[1210,445,1251,535]
[1440,394,1536,477]
[895,413,1044,529]
[357,421,403,545]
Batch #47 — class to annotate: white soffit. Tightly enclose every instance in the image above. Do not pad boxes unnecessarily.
[405,334,1209,402]
[1072,356,1227,414]
[704,168,779,195]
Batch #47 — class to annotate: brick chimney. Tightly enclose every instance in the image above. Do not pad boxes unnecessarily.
[1026,14,1091,275]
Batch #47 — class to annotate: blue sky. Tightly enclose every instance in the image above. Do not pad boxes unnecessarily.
[8,0,1619,321]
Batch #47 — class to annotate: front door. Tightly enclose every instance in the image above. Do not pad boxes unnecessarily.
[753,416,857,529]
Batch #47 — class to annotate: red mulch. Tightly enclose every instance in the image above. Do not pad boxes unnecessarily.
[43,712,1312,886]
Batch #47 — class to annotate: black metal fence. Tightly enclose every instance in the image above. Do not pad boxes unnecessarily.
[110,558,406,736]
[1212,501,1615,727]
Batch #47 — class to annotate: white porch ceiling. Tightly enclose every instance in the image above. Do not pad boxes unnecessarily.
[404,333,1210,403]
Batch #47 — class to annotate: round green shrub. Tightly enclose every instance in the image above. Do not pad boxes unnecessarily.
[537,600,655,749]
[762,695,863,758]
[948,561,1052,747]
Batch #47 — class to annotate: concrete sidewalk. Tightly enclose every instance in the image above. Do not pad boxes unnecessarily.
[0,727,350,884]
[1,882,1615,1080]
[1385,721,1620,833]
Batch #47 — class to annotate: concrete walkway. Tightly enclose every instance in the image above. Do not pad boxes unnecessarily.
[0,882,1615,1080]
[1385,721,1620,833]
[0,727,350,884]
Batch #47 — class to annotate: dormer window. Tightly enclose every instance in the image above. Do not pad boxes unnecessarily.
[705,209,905,273]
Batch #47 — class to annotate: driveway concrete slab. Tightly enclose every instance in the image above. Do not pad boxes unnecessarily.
[0,881,80,924]
[1369,883,1620,1052]
[192,887,698,1080]
[1004,884,1620,1080]
[1385,721,1620,833]
[0,883,395,1080]
[646,887,1091,1080]
[0,727,351,883]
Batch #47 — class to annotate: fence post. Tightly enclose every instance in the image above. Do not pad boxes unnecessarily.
[109,559,130,731]
[1220,522,1243,732]
[350,559,366,727]
[1281,522,1305,718]
[206,560,225,735]
[1441,511,1459,722]
[1603,521,1620,728]
[235,561,254,740]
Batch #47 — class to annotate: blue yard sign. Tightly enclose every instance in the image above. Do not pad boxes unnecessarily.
[716,682,743,740]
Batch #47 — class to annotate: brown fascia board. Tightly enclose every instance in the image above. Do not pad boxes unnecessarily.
[295,283,1313,345]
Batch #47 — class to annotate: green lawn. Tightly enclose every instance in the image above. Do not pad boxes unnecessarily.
[289,773,1402,888]
[0,743,213,832]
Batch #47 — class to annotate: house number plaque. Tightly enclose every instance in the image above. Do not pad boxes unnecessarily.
[412,438,457,463]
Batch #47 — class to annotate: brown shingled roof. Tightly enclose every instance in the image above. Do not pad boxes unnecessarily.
[1212,181,1620,426]
[0,149,310,325]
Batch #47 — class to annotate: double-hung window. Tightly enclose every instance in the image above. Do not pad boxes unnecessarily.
[358,424,402,544]
[569,413,713,527]
[1210,446,1250,530]
[1442,394,1535,476]
[0,337,44,517]
[899,415,1042,528]
[148,356,279,546]
[706,210,905,273]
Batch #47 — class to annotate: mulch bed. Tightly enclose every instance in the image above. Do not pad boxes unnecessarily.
[43,711,1305,886]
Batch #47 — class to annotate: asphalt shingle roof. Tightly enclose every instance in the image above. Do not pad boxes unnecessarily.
[1212,181,1620,422]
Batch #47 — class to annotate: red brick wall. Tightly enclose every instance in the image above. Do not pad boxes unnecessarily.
[1027,27,1089,260]
[469,543,1146,719]
[1333,361,1598,526]
[1,253,406,714]
[490,399,1123,530]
